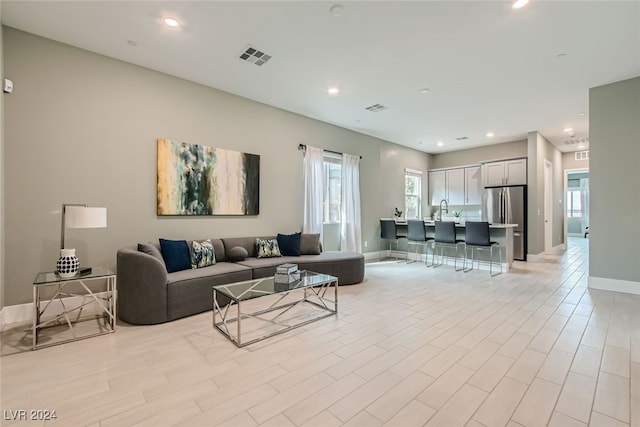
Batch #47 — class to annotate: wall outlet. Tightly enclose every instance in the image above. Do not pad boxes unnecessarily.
[364,241,368,248]
[3,78,13,93]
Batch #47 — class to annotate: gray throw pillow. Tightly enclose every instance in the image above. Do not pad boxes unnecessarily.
[300,233,322,255]
[138,242,166,267]
[228,246,249,262]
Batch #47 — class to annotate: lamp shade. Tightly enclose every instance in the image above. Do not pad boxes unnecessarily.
[65,206,107,228]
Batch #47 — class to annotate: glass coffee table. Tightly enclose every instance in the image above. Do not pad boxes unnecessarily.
[212,271,338,347]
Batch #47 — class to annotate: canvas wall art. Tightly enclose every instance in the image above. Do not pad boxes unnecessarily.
[157,138,260,215]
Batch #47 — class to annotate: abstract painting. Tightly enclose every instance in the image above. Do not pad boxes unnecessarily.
[157,138,260,215]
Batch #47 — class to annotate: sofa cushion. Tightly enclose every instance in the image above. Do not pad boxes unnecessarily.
[137,242,166,268]
[191,239,215,269]
[277,232,301,256]
[222,236,275,258]
[300,233,322,255]
[159,239,192,273]
[256,238,282,258]
[228,246,248,262]
[211,238,226,262]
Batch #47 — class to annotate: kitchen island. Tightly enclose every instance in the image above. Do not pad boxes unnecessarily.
[389,220,518,271]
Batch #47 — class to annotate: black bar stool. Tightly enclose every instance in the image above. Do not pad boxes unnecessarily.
[463,221,503,276]
[406,220,433,264]
[431,221,464,270]
[380,219,406,261]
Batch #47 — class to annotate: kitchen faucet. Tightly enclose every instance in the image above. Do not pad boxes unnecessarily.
[438,199,449,221]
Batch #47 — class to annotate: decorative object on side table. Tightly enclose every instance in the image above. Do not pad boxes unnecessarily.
[394,207,403,219]
[58,204,107,276]
[56,249,79,278]
[274,263,300,291]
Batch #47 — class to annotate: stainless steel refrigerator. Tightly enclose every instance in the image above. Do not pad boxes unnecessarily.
[483,185,527,261]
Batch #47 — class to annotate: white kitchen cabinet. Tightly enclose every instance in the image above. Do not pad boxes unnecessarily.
[429,167,476,206]
[465,166,482,205]
[429,170,446,206]
[446,168,465,205]
[483,158,527,186]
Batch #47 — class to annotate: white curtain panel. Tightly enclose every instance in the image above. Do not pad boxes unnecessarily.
[302,145,324,238]
[340,153,362,253]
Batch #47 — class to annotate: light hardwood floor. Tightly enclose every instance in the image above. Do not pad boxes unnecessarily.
[1,237,638,426]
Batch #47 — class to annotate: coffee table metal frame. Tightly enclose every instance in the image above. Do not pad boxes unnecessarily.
[213,271,338,347]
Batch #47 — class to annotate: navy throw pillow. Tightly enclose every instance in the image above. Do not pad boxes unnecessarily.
[159,239,191,273]
[277,232,302,256]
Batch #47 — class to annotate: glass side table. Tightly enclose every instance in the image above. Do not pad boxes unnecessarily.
[32,267,116,350]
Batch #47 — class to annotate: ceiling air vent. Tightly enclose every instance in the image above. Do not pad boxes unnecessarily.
[564,137,589,145]
[455,136,468,141]
[365,104,389,112]
[239,45,272,66]
[575,151,589,160]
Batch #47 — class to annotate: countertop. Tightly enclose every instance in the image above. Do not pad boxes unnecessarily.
[388,219,518,229]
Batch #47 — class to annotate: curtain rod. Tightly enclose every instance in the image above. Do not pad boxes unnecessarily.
[298,144,362,159]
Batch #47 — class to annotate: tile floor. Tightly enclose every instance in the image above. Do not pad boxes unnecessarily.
[1,237,638,426]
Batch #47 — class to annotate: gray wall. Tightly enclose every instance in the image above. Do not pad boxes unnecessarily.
[3,27,430,305]
[527,131,564,255]
[0,11,5,311]
[430,140,527,170]
[589,76,640,285]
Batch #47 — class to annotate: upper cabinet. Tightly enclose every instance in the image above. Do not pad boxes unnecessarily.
[465,166,482,205]
[429,166,481,206]
[482,158,527,186]
[429,170,447,206]
[446,168,465,205]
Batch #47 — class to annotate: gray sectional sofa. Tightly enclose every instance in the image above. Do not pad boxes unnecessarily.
[116,234,364,325]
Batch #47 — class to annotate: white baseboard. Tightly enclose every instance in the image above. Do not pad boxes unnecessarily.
[588,276,640,295]
[0,292,110,329]
[527,244,565,262]
[364,250,387,261]
[368,249,509,271]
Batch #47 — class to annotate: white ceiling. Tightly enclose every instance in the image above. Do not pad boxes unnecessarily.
[2,1,639,154]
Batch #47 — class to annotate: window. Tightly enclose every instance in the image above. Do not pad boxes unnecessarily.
[323,155,342,223]
[567,190,583,218]
[405,169,422,220]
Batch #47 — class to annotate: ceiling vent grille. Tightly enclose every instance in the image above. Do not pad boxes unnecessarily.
[239,45,272,66]
[455,136,469,141]
[575,151,589,160]
[365,104,388,112]
[564,137,589,145]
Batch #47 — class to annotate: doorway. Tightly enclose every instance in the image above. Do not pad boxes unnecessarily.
[544,160,553,253]
[564,169,590,246]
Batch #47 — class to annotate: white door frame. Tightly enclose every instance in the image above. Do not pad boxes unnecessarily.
[544,160,553,253]
[564,168,589,245]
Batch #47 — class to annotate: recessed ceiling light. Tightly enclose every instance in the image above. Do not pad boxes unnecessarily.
[127,40,137,47]
[330,4,344,17]
[486,132,495,138]
[419,88,431,94]
[437,141,444,147]
[577,145,585,149]
[418,141,423,145]
[163,17,179,28]
[564,127,573,133]
[327,87,340,95]
[578,112,586,116]
[512,0,530,9]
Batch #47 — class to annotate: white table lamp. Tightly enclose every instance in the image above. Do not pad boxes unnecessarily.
[57,204,107,277]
